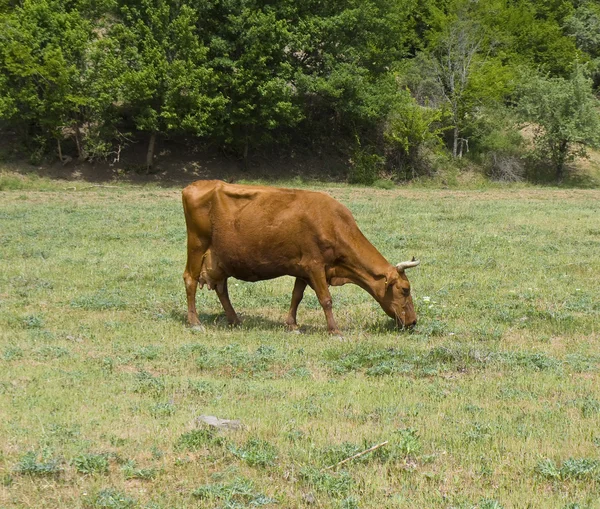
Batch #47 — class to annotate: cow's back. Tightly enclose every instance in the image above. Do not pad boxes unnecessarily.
[183,180,357,281]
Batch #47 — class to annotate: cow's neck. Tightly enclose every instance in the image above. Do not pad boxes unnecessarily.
[333,237,392,303]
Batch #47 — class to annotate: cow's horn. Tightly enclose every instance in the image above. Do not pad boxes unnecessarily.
[396,257,420,271]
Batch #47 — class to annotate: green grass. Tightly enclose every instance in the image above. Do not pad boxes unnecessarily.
[1,177,600,508]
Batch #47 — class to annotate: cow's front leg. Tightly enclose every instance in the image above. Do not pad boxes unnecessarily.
[215,279,241,326]
[309,273,341,335]
[285,278,307,330]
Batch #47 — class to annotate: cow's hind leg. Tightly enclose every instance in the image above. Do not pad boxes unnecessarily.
[308,272,341,335]
[285,278,307,330]
[215,279,241,326]
[183,241,208,329]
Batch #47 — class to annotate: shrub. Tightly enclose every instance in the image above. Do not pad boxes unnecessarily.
[518,66,600,181]
[348,140,385,185]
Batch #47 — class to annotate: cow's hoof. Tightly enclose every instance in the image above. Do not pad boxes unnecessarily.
[190,324,205,332]
[285,323,300,332]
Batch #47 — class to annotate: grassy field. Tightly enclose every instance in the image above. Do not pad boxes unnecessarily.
[1,173,600,508]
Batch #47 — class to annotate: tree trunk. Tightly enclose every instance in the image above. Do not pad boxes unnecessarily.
[452,126,459,158]
[57,138,63,162]
[146,131,156,172]
[74,124,86,161]
[555,140,568,181]
[242,136,249,170]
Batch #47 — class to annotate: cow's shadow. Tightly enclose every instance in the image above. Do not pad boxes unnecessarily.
[360,319,415,335]
[169,309,411,336]
[172,310,322,335]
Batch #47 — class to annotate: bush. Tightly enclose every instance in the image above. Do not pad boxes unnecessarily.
[518,66,600,180]
[384,91,445,179]
[468,106,526,182]
[348,146,385,185]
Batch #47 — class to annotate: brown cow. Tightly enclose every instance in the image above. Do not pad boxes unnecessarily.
[182,180,419,334]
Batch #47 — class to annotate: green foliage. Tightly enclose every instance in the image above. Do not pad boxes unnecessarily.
[3,346,23,361]
[85,488,136,509]
[14,450,61,477]
[518,66,600,180]
[0,0,596,176]
[536,458,600,481]
[132,371,166,396]
[468,106,525,182]
[72,453,109,475]
[175,428,226,451]
[300,467,355,498]
[192,476,275,506]
[394,428,422,457]
[149,401,175,418]
[348,140,384,185]
[384,90,445,178]
[478,500,504,509]
[120,460,157,480]
[229,437,278,468]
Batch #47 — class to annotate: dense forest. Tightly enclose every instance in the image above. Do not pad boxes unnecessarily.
[1,0,599,182]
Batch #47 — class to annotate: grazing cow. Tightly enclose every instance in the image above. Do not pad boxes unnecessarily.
[182,180,419,334]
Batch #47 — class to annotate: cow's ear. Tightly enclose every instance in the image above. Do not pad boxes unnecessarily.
[384,268,399,290]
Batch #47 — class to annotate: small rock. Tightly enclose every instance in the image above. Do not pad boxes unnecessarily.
[195,415,243,430]
[302,492,316,505]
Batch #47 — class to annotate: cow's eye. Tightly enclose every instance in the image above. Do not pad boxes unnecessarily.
[402,287,410,297]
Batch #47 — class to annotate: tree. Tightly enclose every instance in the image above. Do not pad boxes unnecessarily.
[113,0,224,170]
[0,0,96,160]
[384,88,445,178]
[518,66,600,180]
[287,0,420,145]
[428,17,483,158]
[564,2,600,89]
[208,3,302,162]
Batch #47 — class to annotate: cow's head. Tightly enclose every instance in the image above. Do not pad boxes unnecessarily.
[380,258,420,328]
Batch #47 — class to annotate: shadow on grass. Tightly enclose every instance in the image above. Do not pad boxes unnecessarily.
[360,319,416,335]
[174,311,323,335]
[172,308,405,336]
[525,162,600,189]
